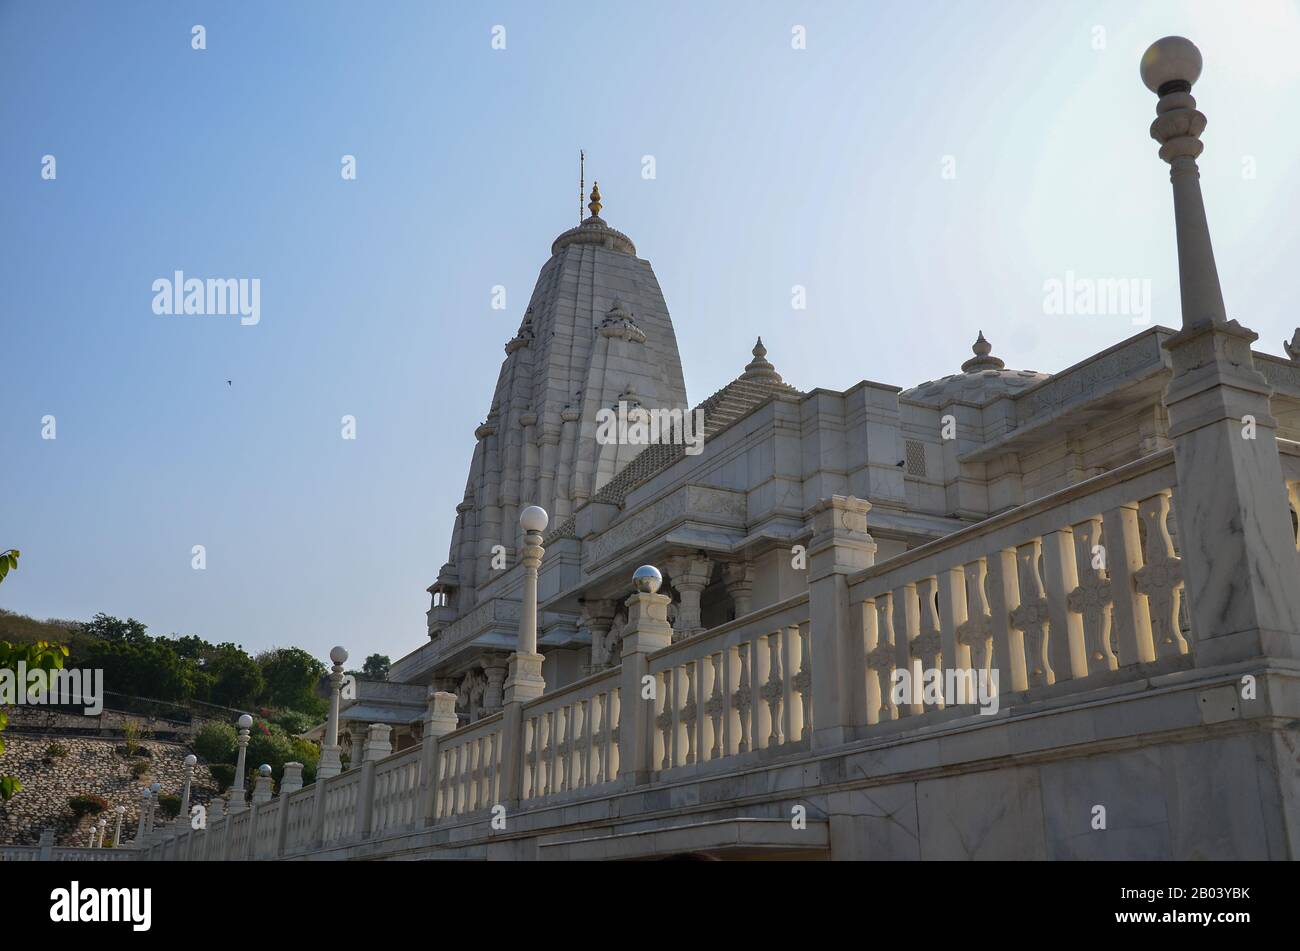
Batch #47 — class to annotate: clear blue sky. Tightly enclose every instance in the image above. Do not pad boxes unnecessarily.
[3,1,1299,665]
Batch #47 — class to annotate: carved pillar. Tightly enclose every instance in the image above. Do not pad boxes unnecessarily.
[554,408,580,519]
[347,722,368,769]
[723,562,755,619]
[500,507,549,806]
[665,554,713,641]
[520,412,539,518]
[537,423,560,516]
[421,689,459,826]
[619,567,674,784]
[807,496,876,747]
[481,654,510,715]
[581,599,619,671]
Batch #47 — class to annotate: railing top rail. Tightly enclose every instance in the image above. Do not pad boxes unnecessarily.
[286,785,316,806]
[648,590,811,666]
[522,665,622,713]
[848,447,1177,593]
[323,769,362,795]
[438,709,505,746]
[373,744,423,771]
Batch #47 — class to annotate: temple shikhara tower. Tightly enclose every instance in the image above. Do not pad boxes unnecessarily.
[128,38,1300,862]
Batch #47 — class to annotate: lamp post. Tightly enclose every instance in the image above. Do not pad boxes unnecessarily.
[95,815,108,848]
[138,787,151,839]
[147,782,161,835]
[319,646,348,779]
[112,804,125,848]
[231,713,253,810]
[179,753,197,824]
[1141,36,1300,664]
[499,506,549,803]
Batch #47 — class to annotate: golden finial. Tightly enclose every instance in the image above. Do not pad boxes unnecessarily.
[588,181,602,218]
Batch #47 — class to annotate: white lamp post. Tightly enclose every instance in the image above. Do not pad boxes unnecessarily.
[319,646,348,779]
[179,753,197,824]
[231,713,253,809]
[112,804,125,848]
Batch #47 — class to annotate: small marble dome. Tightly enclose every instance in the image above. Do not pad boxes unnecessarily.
[901,332,1048,405]
[551,182,638,256]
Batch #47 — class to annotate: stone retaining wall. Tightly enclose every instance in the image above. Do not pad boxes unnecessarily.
[0,733,219,846]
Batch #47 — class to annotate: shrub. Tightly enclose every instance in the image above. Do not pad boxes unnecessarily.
[267,708,315,736]
[129,760,150,778]
[44,741,69,759]
[209,763,235,791]
[68,793,108,818]
[193,720,237,764]
[289,737,321,785]
[122,720,146,756]
[246,720,295,777]
[157,793,181,819]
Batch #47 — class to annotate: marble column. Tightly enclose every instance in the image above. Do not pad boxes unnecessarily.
[347,722,368,769]
[481,654,510,715]
[619,566,674,784]
[179,753,196,823]
[520,412,540,518]
[581,599,619,671]
[723,562,755,618]
[665,554,713,641]
[319,646,348,779]
[1142,37,1300,665]
[500,507,549,804]
[251,765,274,805]
[230,714,252,812]
[555,409,579,518]
[806,496,877,747]
[421,689,459,825]
[365,723,393,761]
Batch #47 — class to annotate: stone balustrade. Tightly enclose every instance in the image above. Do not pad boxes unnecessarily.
[648,593,811,774]
[520,667,622,801]
[371,746,424,836]
[433,712,504,819]
[846,448,1188,730]
[101,437,1300,861]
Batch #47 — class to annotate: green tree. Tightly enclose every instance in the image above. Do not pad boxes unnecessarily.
[204,644,264,708]
[257,647,327,717]
[78,632,198,702]
[0,639,69,800]
[361,653,391,680]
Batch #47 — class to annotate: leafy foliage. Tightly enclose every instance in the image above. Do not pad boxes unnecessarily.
[361,653,391,680]
[68,793,108,818]
[0,549,18,584]
[256,648,327,718]
[208,762,235,791]
[157,793,181,819]
[44,741,69,759]
[0,638,69,800]
[193,720,238,763]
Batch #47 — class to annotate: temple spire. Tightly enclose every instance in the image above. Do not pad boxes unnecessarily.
[587,182,603,219]
[740,336,784,384]
[960,330,1005,372]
